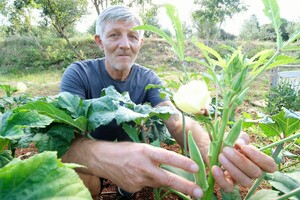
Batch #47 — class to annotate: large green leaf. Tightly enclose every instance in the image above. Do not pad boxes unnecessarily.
[32,125,75,157]
[15,101,85,132]
[58,92,84,118]
[262,0,282,48]
[87,95,118,131]
[247,189,279,200]
[0,110,53,140]
[0,151,92,200]
[272,109,300,137]
[265,171,300,199]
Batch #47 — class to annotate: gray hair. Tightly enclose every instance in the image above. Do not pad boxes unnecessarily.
[95,5,144,38]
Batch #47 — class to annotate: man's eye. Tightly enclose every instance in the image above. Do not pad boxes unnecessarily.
[130,35,138,40]
[109,33,118,37]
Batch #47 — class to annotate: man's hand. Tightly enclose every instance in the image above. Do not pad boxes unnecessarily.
[96,142,204,199]
[212,132,277,192]
[63,137,204,199]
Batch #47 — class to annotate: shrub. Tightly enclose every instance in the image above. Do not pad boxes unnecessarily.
[265,81,300,115]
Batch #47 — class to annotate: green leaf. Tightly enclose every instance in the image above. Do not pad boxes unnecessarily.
[0,137,9,151]
[265,171,300,199]
[58,92,84,118]
[283,27,300,49]
[87,96,118,131]
[0,150,13,168]
[272,109,300,137]
[15,101,85,132]
[0,110,53,140]
[267,55,299,69]
[243,116,281,137]
[32,125,75,157]
[220,185,241,200]
[122,123,140,143]
[165,3,185,61]
[262,0,283,48]
[115,106,147,125]
[0,151,92,200]
[133,24,179,58]
[194,41,225,67]
[247,189,279,200]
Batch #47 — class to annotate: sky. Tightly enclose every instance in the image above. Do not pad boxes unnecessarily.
[77,0,300,36]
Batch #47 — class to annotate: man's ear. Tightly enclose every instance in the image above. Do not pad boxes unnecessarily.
[94,35,103,50]
[140,38,144,47]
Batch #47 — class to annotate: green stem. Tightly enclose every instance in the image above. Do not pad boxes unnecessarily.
[259,132,300,151]
[182,112,188,156]
[153,188,161,200]
[245,143,284,199]
[203,107,230,199]
[275,187,300,200]
[167,188,191,200]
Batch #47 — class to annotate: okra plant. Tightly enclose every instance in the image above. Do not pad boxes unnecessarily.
[134,0,300,199]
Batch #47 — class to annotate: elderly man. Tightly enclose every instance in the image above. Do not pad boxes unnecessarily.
[60,5,276,199]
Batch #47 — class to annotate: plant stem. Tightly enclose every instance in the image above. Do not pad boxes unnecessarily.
[203,107,230,199]
[275,187,300,200]
[182,112,188,156]
[259,132,300,151]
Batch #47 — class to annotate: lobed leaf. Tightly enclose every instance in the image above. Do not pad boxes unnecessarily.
[15,101,86,132]
[0,151,92,200]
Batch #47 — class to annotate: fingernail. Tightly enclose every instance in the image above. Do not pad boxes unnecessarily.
[219,153,229,164]
[191,164,199,172]
[193,188,203,198]
[223,147,234,157]
[241,145,252,155]
[236,138,246,146]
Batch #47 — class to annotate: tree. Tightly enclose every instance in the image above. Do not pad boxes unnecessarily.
[192,0,246,45]
[259,18,291,42]
[238,14,260,41]
[35,0,88,59]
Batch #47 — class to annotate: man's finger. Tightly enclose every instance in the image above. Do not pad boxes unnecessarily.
[147,146,199,173]
[151,167,203,199]
[219,153,253,188]
[212,166,234,192]
[223,147,263,179]
[240,145,277,173]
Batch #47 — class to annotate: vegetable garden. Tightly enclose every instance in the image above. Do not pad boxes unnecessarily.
[0,0,300,199]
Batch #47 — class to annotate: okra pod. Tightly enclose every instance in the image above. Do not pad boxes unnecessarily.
[188,131,208,192]
[224,119,242,147]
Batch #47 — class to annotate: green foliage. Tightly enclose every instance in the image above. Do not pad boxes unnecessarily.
[0,151,92,200]
[243,108,300,139]
[265,171,300,200]
[192,0,246,43]
[265,82,300,115]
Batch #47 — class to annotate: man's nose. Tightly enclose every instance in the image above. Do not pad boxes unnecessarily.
[119,35,130,49]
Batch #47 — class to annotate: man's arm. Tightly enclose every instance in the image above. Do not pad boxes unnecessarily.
[156,100,277,191]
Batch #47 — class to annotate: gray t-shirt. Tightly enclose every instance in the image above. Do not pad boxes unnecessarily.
[60,58,168,141]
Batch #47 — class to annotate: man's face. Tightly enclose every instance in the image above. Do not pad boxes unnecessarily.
[95,20,143,72]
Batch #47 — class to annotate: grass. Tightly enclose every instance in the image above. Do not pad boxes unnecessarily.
[0,69,63,97]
